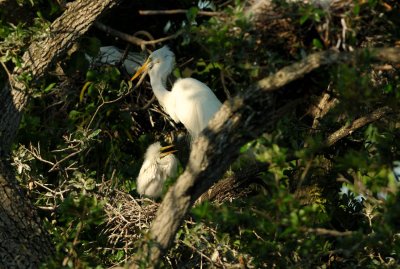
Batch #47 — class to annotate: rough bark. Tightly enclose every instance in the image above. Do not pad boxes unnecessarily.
[129,47,400,267]
[308,92,339,130]
[196,162,269,204]
[0,0,120,267]
[0,161,54,269]
[202,106,393,206]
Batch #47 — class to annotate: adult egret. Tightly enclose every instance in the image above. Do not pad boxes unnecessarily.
[131,46,222,138]
[136,142,178,198]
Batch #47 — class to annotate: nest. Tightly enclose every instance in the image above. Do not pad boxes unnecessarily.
[96,161,268,257]
[98,189,159,251]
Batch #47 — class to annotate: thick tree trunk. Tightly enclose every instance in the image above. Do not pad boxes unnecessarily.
[0,161,53,268]
[130,48,400,267]
[0,0,120,267]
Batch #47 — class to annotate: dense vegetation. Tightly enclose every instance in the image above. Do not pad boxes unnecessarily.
[1,0,399,268]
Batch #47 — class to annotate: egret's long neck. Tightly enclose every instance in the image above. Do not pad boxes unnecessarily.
[149,65,171,107]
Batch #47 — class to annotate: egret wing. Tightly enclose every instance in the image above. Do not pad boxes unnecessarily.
[172,78,222,137]
[136,160,162,197]
[159,154,178,179]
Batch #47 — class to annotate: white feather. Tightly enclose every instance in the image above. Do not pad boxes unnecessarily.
[135,46,222,138]
[136,142,178,198]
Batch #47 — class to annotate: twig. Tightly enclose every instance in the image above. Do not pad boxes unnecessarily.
[48,149,82,172]
[94,21,183,47]
[178,239,219,267]
[86,68,148,130]
[28,143,55,167]
[37,206,56,211]
[130,94,156,111]
[308,88,338,130]
[138,9,223,17]
[34,180,69,197]
[220,71,231,99]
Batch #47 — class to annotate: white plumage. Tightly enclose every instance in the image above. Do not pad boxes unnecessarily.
[85,46,143,74]
[136,142,178,198]
[131,46,222,138]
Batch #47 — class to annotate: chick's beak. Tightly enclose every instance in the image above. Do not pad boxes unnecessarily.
[160,144,178,158]
[130,57,151,81]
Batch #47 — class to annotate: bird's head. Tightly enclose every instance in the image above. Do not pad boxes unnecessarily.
[131,46,175,81]
[144,142,177,161]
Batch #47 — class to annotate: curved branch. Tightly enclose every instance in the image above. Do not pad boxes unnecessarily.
[94,21,183,47]
[324,106,392,147]
[129,47,400,267]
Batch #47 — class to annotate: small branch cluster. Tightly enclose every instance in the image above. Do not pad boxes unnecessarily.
[98,189,158,257]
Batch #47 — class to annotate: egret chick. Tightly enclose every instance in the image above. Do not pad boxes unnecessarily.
[131,46,222,138]
[136,142,178,198]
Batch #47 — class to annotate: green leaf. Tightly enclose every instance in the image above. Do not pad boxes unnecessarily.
[68,110,81,121]
[300,15,309,25]
[186,7,199,23]
[43,82,56,93]
[88,129,102,139]
[383,84,393,93]
[84,178,96,191]
[353,4,360,16]
[312,38,323,49]
[86,70,98,81]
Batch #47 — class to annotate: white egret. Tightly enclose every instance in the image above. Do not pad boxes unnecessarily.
[85,46,143,74]
[131,46,222,138]
[136,142,178,198]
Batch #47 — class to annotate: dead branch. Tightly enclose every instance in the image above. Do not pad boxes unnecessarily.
[128,47,400,268]
[94,21,182,47]
[308,90,339,130]
[100,190,159,252]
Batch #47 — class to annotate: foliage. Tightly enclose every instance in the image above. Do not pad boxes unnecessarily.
[1,0,399,268]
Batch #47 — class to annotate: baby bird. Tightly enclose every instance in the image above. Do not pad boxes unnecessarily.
[136,142,178,198]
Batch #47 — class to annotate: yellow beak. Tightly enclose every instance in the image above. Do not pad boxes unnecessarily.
[160,144,178,157]
[131,58,151,81]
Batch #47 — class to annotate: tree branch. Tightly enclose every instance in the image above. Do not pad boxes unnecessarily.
[94,21,182,47]
[128,47,400,267]
[195,162,269,204]
[324,106,392,147]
